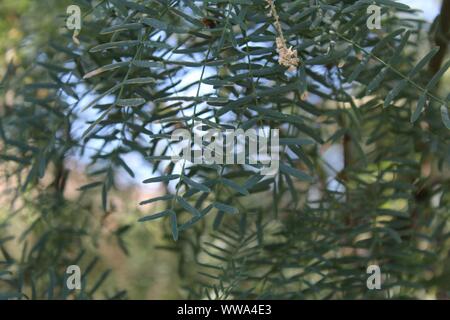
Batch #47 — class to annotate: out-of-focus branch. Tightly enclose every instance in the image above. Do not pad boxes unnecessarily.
[429,0,450,74]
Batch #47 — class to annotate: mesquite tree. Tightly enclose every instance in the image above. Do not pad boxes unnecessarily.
[1,0,450,299]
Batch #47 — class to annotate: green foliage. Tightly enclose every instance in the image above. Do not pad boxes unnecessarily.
[1,0,450,299]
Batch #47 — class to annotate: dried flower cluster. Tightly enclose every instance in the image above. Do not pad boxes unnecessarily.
[265,0,300,71]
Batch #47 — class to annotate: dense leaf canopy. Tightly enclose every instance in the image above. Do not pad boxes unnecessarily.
[0,0,449,299]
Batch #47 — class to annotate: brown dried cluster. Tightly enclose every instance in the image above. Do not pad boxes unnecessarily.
[265,0,300,71]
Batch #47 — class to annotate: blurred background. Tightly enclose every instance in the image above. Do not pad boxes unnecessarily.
[0,0,446,299]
